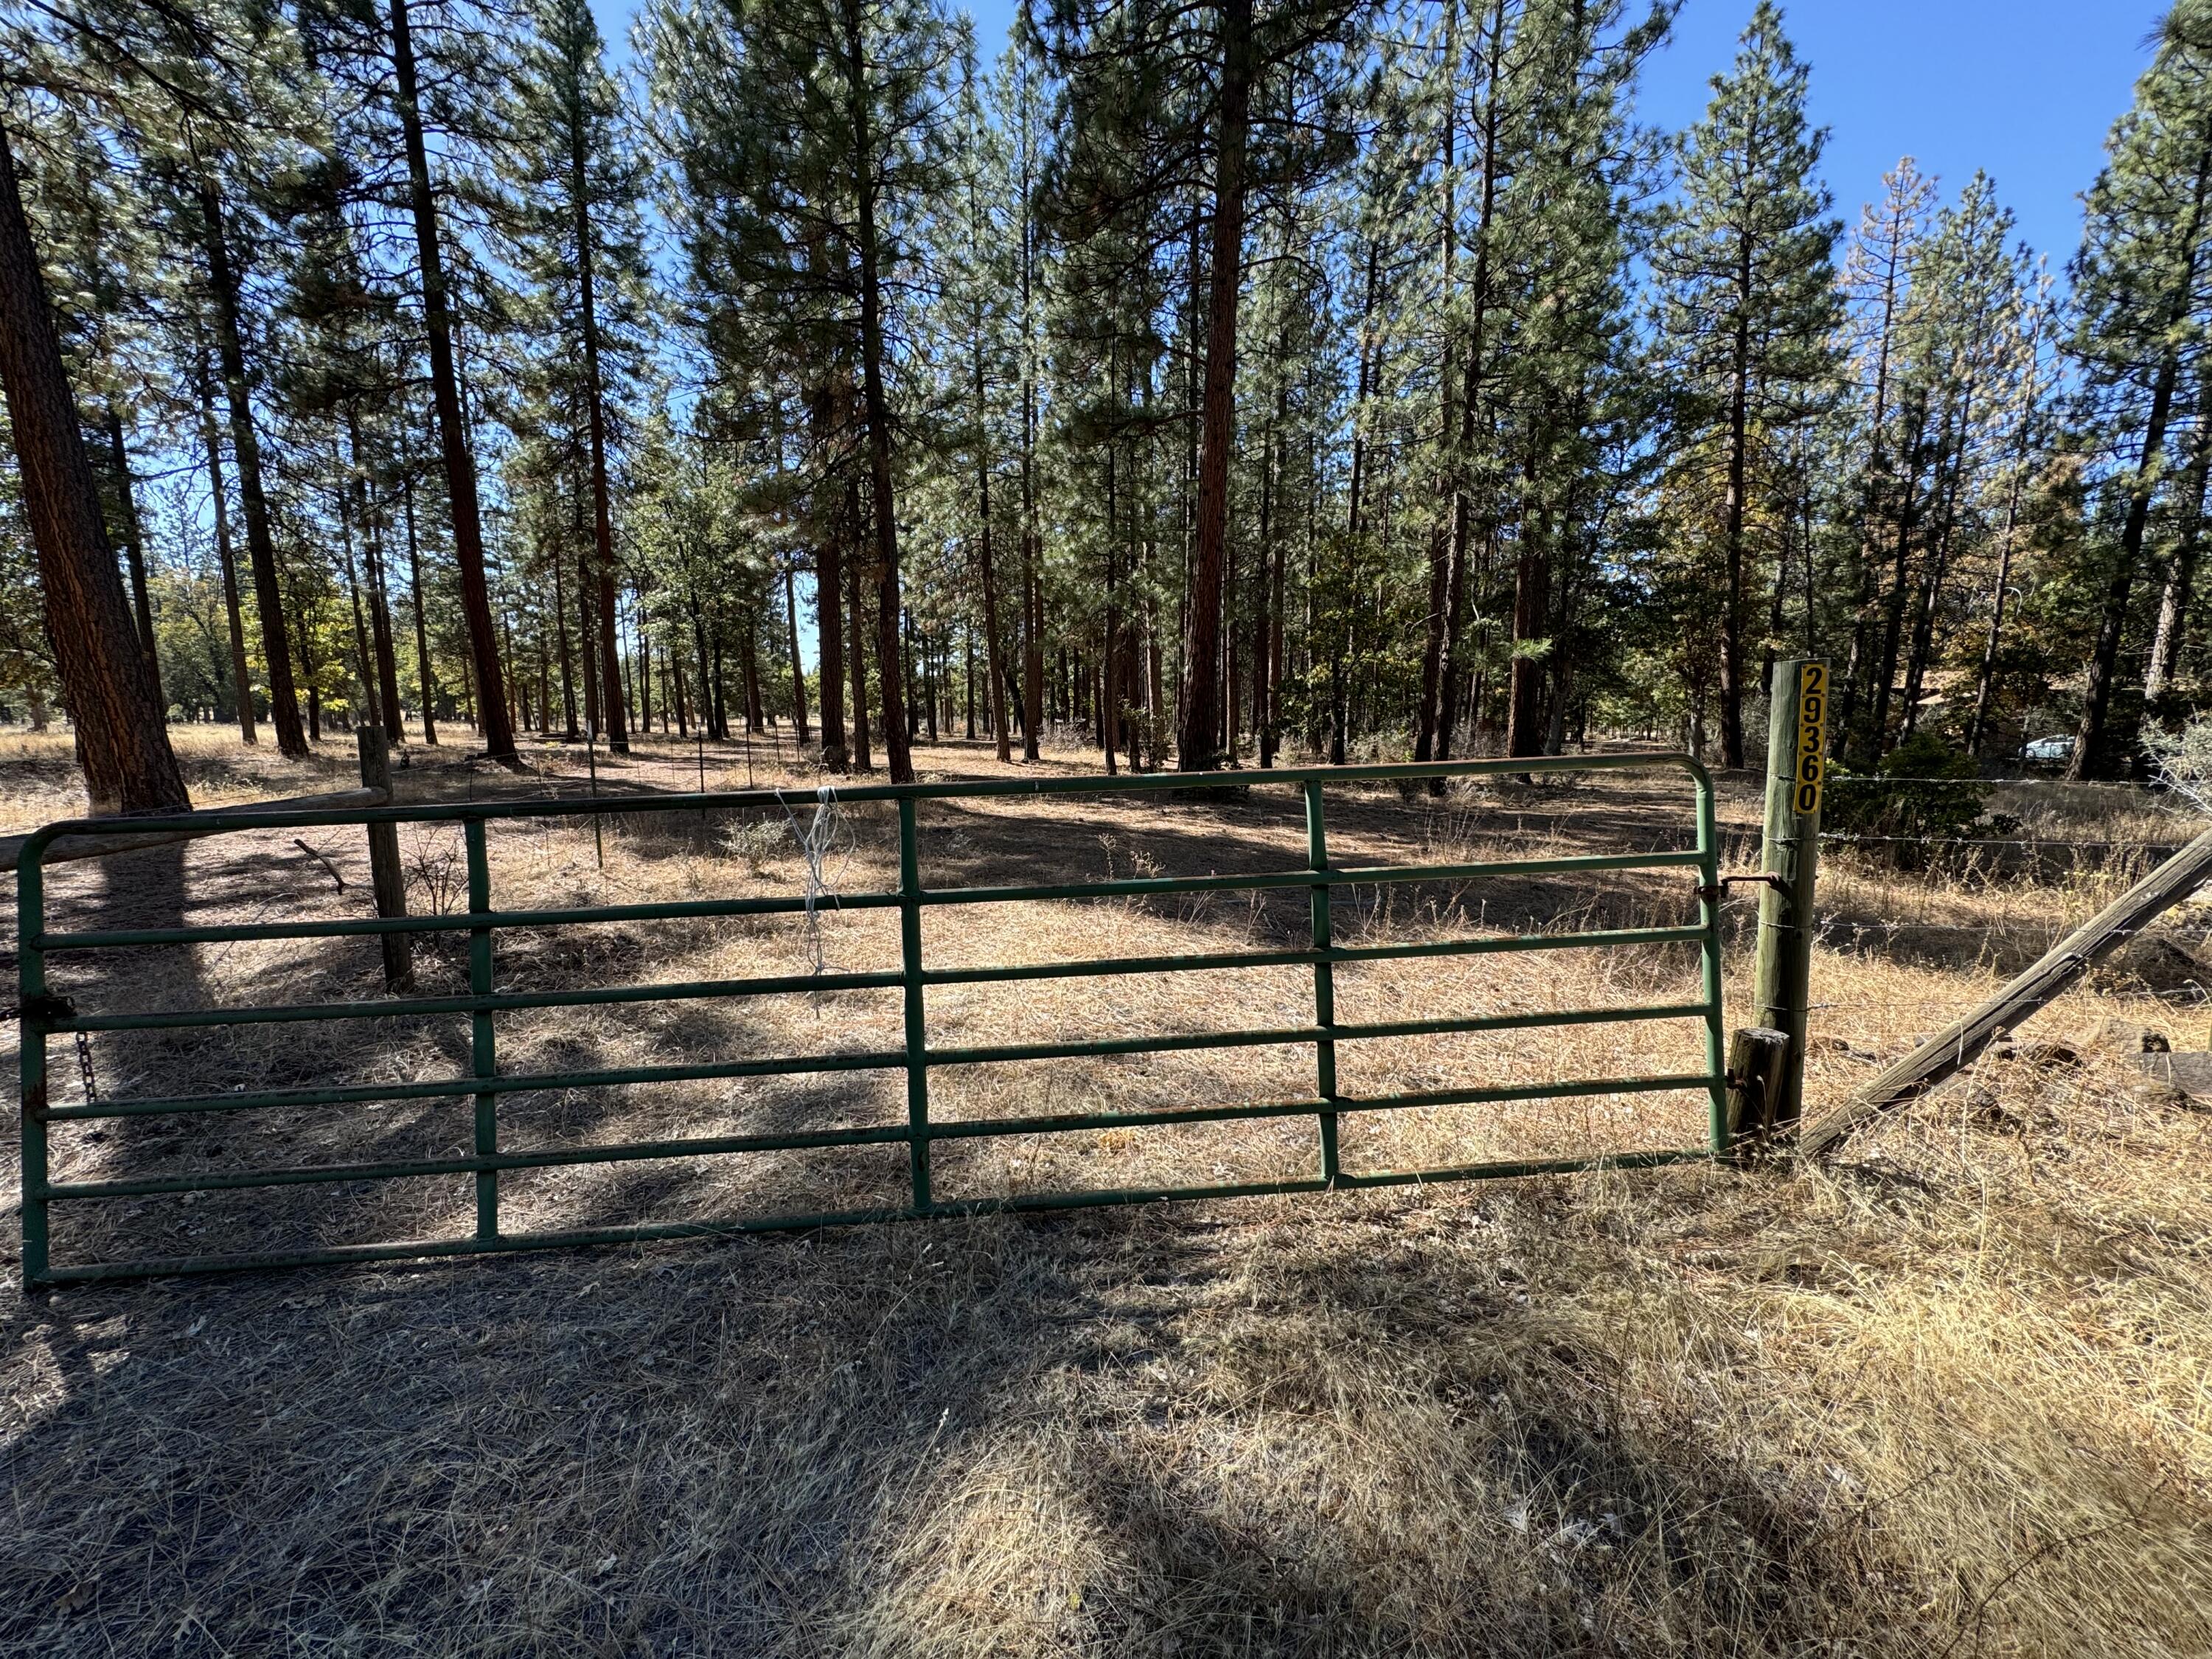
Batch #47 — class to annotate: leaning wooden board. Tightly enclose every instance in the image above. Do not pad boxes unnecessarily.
[1798,824,2212,1159]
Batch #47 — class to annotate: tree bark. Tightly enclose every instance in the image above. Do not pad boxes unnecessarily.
[846,485,873,773]
[1175,0,1253,772]
[196,173,306,757]
[570,99,628,755]
[0,121,186,813]
[1505,484,1550,757]
[1718,223,1753,770]
[1868,407,1924,754]
[104,407,161,692]
[389,0,515,764]
[403,466,439,743]
[783,563,810,742]
[2144,369,2212,711]
[196,366,257,744]
[349,413,407,744]
[839,0,912,782]
[973,299,1010,762]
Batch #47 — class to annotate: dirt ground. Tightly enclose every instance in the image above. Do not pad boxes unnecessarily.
[1,724,2208,1657]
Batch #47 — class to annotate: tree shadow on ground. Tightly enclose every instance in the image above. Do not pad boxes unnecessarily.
[0,1181,1902,1657]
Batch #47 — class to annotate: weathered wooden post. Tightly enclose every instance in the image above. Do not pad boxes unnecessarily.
[357,726,414,991]
[1752,657,1823,1135]
[1725,1026,1791,1149]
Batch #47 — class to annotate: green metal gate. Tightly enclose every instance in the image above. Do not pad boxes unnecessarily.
[15,754,1725,1285]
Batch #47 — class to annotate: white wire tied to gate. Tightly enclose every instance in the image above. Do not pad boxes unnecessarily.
[780,784,847,978]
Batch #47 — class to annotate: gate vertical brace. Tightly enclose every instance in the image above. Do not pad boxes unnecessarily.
[466,818,498,1237]
[18,847,49,1286]
[1695,766,1729,1157]
[1754,658,1823,1133]
[897,799,933,1212]
[1304,781,1341,1185]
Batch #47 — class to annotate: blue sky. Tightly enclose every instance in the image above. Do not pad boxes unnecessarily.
[595,0,2166,276]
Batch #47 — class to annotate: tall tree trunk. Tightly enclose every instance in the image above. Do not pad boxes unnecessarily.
[1434,0,1505,773]
[1835,190,1910,763]
[571,113,628,755]
[847,493,873,773]
[579,539,601,737]
[1414,1,1458,768]
[782,564,810,742]
[403,467,439,744]
[195,173,306,758]
[349,412,407,744]
[1175,0,1252,772]
[740,616,764,734]
[0,122,185,813]
[1020,265,1043,757]
[1505,461,1550,758]
[389,0,515,764]
[812,386,849,769]
[816,536,849,769]
[336,474,380,732]
[104,407,160,691]
[840,0,912,782]
[1901,397,1971,737]
[1868,412,1925,752]
[1717,225,1753,770]
[2144,369,2212,712]
[194,356,257,745]
[973,303,1010,762]
[1965,451,2029,758]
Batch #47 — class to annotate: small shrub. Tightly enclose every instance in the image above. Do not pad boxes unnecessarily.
[719,817,790,874]
[2144,715,2212,816]
[1824,732,2015,866]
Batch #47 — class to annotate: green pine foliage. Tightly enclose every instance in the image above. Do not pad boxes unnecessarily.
[8,0,2212,783]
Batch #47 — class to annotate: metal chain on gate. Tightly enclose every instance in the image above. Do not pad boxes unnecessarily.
[1,994,97,1104]
[74,1029,99,1105]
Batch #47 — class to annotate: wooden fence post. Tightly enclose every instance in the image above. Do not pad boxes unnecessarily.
[1753,658,1824,1133]
[357,726,413,991]
[1726,1026,1791,1153]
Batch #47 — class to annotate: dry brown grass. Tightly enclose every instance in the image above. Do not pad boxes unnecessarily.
[1,726,2208,1657]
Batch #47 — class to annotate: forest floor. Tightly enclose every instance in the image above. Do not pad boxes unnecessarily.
[1,723,2208,1657]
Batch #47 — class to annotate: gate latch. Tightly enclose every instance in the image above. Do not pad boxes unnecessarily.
[1696,872,1788,904]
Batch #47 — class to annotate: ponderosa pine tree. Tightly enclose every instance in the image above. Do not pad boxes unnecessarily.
[1832,157,1934,761]
[2067,0,2212,777]
[503,0,650,753]
[375,0,518,762]
[1037,0,1366,771]
[1651,0,1838,770]
[646,0,954,783]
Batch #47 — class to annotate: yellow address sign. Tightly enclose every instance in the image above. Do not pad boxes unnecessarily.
[1794,661,1826,816]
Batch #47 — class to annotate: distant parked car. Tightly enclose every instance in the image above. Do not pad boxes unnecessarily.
[2020,734,2075,768]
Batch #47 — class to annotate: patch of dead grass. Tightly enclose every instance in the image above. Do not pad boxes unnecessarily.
[0,728,2206,1655]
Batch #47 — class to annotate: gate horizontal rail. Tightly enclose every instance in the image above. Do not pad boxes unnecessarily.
[15,752,1726,1284]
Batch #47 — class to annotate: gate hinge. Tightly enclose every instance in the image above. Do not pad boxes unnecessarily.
[7,992,76,1026]
[1696,872,1789,904]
